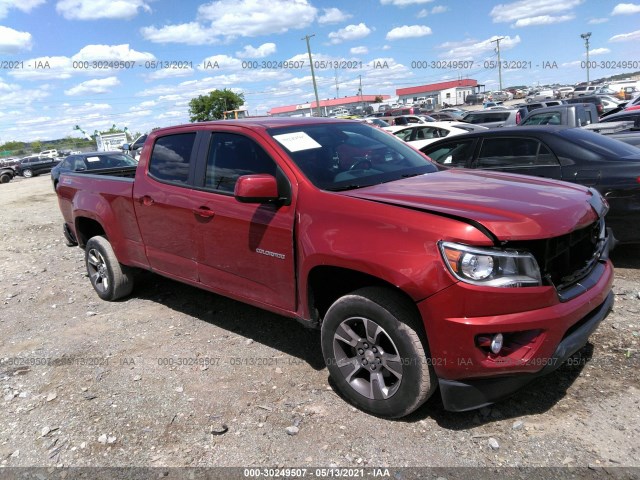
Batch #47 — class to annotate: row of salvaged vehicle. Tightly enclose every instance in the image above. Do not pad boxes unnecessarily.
[379,94,640,245]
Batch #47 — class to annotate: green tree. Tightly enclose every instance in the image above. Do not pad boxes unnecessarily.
[373,95,384,103]
[31,140,43,153]
[189,89,245,122]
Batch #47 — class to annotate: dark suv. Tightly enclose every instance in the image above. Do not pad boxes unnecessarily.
[14,156,61,178]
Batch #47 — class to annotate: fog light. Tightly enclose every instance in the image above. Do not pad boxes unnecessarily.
[490,333,504,354]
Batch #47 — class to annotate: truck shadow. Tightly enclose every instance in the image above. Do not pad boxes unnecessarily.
[610,244,640,269]
[405,344,594,428]
[132,271,327,371]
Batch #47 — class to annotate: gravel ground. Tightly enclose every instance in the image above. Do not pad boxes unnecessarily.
[1,175,639,473]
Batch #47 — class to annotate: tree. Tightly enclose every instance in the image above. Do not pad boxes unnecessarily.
[373,95,384,103]
[31,140,43,153]
[189,89,245,122]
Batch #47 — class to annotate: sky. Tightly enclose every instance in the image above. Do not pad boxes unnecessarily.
[0,0,639,142]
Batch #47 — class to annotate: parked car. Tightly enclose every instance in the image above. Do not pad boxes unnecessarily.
[420,126,640,243]
[465,93,485,105]
[573,85,599,97]
[557,87,575,98]
[427,112,458,121]
[600,110,640,129]
[55,117,614,417]
[566,95,605,117]
[519,104,599,127]
[490,91,511,102]
[39,149,59,158]
[525,89,556,103]
[51,151,138,189]
[0,166,15,184]
[440,107,467,118]
[14,155,61,178]
[460,109,522,128]
[383,122,471,149]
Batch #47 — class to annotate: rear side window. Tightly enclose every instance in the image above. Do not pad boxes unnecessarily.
[148,133,196,184]
[477,138,559,168]
[521,112,562,126]
[205,133,276,193]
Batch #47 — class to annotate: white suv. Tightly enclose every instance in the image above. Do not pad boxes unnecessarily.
[39,149,59,158]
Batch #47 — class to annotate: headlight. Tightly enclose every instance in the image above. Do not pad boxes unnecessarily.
[439,241,542,287]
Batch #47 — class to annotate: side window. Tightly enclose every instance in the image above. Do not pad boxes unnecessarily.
[148,133,196,184]
[522,112,561,125]
[394,129,413,141]
[536,144,559,166]
[423,139,475,166]
[205,133,276,193]
[478,138,544,168]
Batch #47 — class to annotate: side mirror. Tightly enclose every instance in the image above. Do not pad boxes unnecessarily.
[122,143,130,151]
[234,174,279,203]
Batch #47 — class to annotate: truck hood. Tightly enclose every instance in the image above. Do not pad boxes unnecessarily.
[343,170,603,241]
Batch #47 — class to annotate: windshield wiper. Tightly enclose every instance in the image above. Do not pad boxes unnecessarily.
[326,184,367,192]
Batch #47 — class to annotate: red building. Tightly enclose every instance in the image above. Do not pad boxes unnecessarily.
[396,79,479,106]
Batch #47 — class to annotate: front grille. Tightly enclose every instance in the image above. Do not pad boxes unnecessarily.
[505,218,605,292]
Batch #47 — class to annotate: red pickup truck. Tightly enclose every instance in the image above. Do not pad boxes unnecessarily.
[56,118,614,418]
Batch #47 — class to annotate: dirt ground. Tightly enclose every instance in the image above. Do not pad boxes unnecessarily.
[1,175,639,473]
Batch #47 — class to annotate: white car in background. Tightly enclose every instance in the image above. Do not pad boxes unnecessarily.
[383,122,478,150]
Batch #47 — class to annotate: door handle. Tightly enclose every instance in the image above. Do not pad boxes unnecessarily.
[194,207,215,218]
[141,195,154,206]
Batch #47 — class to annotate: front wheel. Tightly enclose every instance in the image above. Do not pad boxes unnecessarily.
[321,287,437,418]
[85,236,134,301]
[22,169,33,178]
[0,173,11,184]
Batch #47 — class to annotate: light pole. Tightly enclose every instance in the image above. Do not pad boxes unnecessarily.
[490,37,505,91]
[581,32,591,85]
[302,34,322,117]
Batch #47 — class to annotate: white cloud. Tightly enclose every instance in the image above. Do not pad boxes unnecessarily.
[318,7,351,24]
[56,0,152,20]
[141,22,219,45]
[380,0,434,5]
[611,3,640,14]
[147,67,195,81]
[490,0,582,27]
[417,8,428,17]
[512,14,574,27]
[72,44,155,61]
[328,23,372,44]
[350,46,368,55]
[0,0,44,19]
[588,18,609,24]
[0,26,33,53]
[236,42,277,58]
[65,76,120,96]
[431,5,448,13]
[386,25,432,40]
[437,35,521,60]
[609,29,640,42]
[198,0,317,36]
[586,48,610,56]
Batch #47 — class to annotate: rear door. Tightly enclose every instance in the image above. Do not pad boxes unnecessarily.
[133,130,203,281]
[191,128,297,311]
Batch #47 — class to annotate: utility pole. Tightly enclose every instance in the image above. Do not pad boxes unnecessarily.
[334,68,339,98]
[581,32,592,85]
[490,37,505,91]
[302,34,322,117]
[358,75,364,110]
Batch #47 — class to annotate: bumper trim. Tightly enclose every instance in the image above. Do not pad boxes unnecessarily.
[438,290,614,412]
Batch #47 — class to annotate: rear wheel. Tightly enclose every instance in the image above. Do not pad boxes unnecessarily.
[23,169,33,178]
[321,286,437,418]
[0,173,11,184]
[85,236,134,301]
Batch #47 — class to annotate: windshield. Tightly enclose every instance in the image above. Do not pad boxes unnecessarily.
[268,122,436,191]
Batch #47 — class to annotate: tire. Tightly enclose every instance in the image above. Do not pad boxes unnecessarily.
[85,236,134,301]
[321,286,437,418]
[22,169,33,178]
[0,173,11,184]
